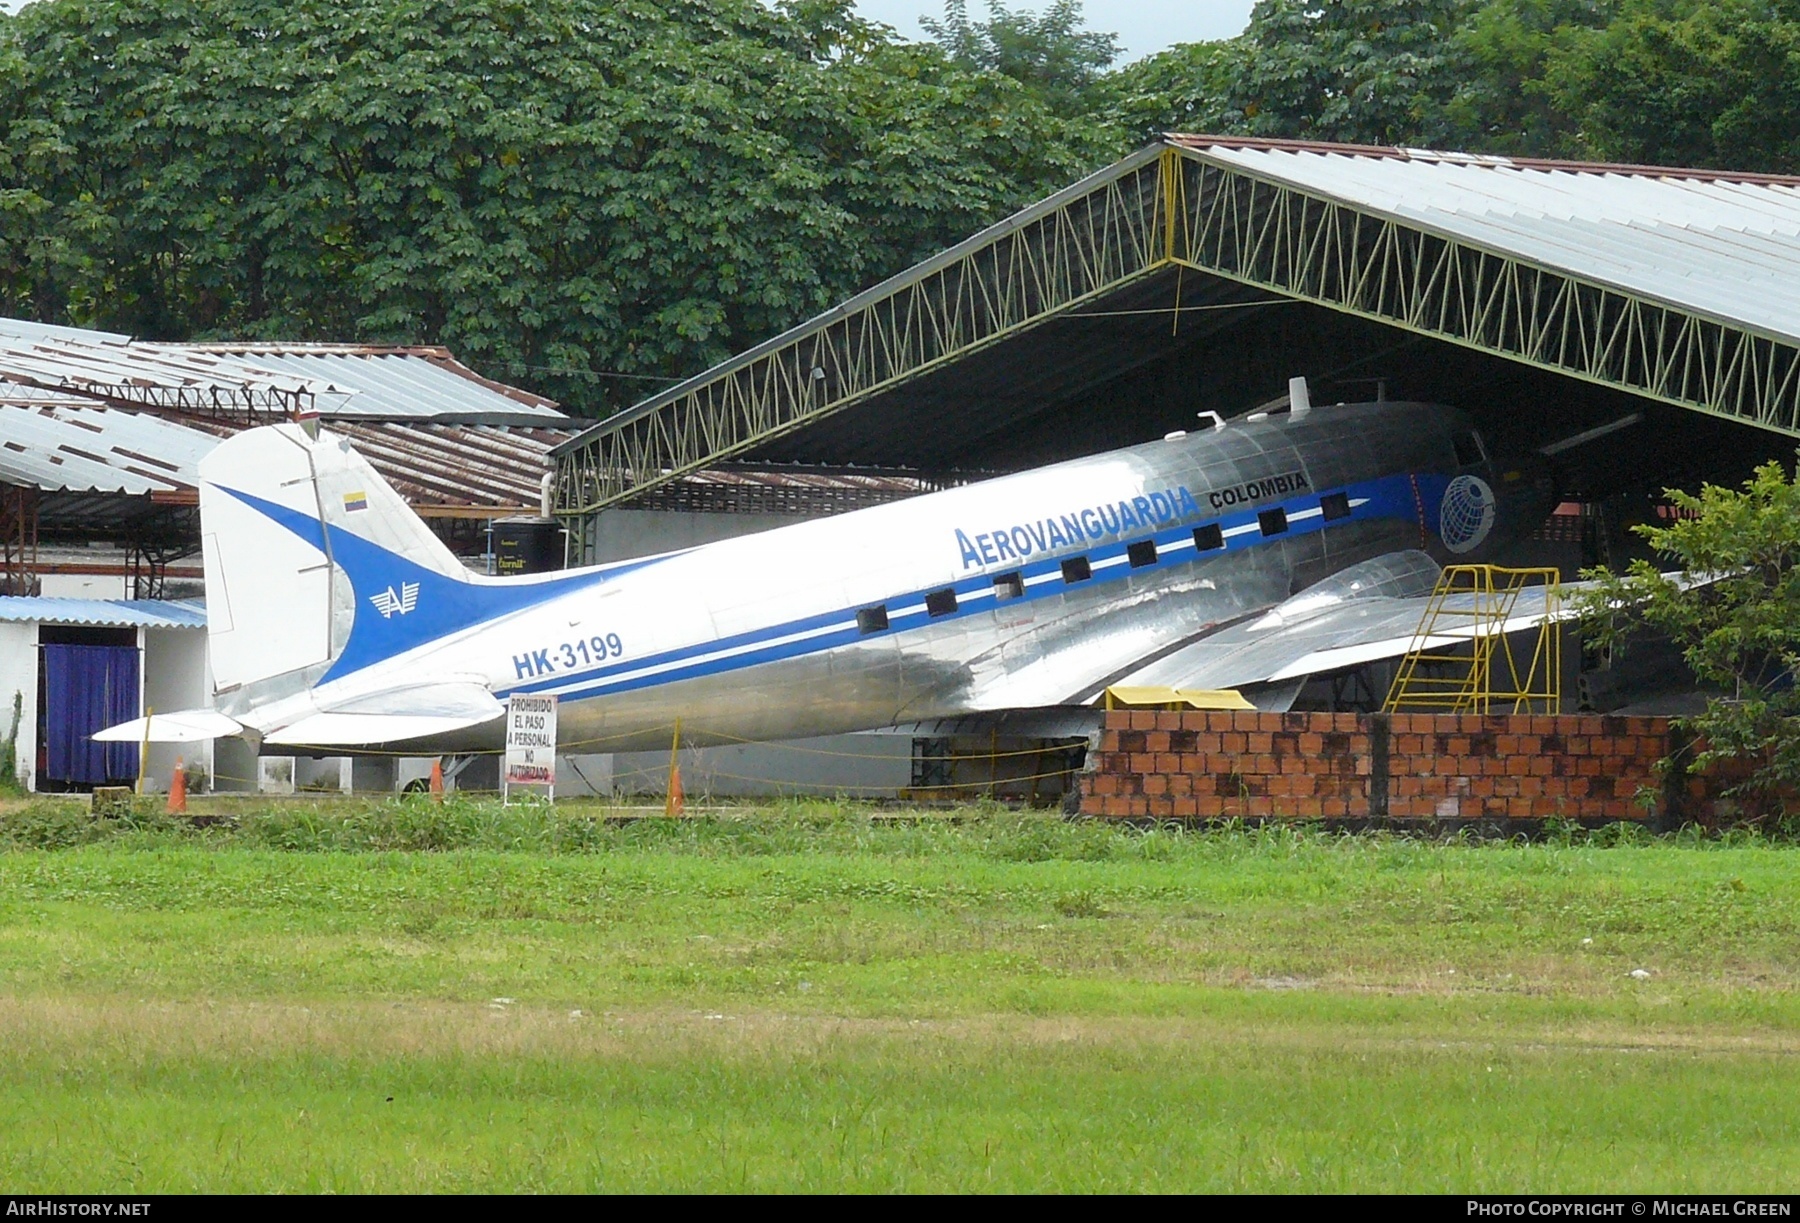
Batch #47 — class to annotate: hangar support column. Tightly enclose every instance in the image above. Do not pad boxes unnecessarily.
[0,484,39,597]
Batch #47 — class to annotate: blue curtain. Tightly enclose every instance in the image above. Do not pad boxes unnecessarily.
[43,644,139,784]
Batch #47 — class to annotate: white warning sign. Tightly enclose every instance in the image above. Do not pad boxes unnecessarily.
[504,693,557,793]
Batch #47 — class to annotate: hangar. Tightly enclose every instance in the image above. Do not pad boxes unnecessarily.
[553,136,1800,569]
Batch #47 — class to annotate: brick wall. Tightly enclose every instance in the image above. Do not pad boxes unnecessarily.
[1081,711,1674,822]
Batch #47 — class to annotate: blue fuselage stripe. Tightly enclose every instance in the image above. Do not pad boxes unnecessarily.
[498,470,1432,705]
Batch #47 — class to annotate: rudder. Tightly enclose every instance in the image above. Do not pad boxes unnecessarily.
[198,424,468,692]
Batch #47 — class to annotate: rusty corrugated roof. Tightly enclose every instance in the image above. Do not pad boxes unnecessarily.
[0,319,569,426]
[0,394,210,496]
[169,344,566,424]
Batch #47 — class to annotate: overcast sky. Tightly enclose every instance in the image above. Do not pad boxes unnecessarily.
[855,1,1256,62]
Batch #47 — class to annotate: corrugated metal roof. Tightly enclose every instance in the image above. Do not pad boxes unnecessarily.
[625,463,944,516]
[0,399,209,495]
[0,596,206,628]
[330,421,570,510]
[0,320,568,425]
[1171,137,1800,344]
[0,393,564,511]
[0,318,355,415]
[169,345,567,424]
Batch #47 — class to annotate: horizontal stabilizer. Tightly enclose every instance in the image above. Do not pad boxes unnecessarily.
[92,709,244,743]
[319,680,503,721]
[264,711,501,747]
[265,681,505,746]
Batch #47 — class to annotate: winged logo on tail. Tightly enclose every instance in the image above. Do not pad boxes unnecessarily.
[369,581,421,618]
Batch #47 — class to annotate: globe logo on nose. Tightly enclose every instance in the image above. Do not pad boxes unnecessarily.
[1440,475,1496,553]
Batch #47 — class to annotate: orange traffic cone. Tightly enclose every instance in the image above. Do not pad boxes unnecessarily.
[429,758,445,801]
[167,757,188,815]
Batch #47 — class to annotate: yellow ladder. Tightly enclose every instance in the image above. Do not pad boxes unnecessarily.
[1383,565,1563,714]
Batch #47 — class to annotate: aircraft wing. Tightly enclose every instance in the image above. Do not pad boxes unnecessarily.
[946,552,1592,714]
[263,680,507,747]
[1111,584,1568,693]
[942,550,1436,712]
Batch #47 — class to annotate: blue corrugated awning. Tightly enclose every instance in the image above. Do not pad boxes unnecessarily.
[0,597,206,629]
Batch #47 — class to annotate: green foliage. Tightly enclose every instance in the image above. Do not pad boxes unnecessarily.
[1436,0,1618,156]
[1229,0,1471,145]
[1098,39,1245,144]
[1574,456,1800,819]
[4,793,1797,856]
[1106,0,1800,173]
[0,0,1110,414]
[1103,0,1472,146]
[0,692,20,796]
[3,0,1796,414]
[1535,0,1800,172]
[922,0,1120,113]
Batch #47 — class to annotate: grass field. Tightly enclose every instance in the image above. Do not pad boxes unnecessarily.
[1,796,1797,1192]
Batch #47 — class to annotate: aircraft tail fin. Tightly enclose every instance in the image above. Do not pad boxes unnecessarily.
[198,423,469,693]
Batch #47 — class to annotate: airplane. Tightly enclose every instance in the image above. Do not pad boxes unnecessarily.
[97,388,1562,758]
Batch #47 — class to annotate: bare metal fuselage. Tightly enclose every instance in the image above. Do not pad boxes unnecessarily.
[322,400,1487,755]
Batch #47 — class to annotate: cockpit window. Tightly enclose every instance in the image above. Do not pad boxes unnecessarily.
[1453,430,1486,468]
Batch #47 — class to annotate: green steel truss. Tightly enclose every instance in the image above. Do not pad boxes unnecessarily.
[554,143,1800,516]
[1173,157,1800,438]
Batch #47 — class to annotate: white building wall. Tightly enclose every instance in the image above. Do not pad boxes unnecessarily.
[582,508,804,564]
[142,627,209,793]
[38,573,131,600]
[0,622,37,791]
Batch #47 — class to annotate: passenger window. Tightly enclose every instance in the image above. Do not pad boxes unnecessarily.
[1320,492,1351,521]
[1193,523,1224,551]
[1259,507,1289,536]
[925,588,958,617]
[1127,540,1158,568]
[856,605,889,634]
[1061,557,1092,584]
[993,571,1024,601]
[1453,430,1485,468]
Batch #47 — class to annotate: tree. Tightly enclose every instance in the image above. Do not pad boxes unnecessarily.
[1106,0,1486,150]
[921,0,1120,115]
[0,0,1112,415]
[1098,39,1245,145]
[1539,0,1800,173]
[1435,0,1617,157]
[1574,458,1800,822]
[1106,0,1800,172]
[1222,0,1471,147]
